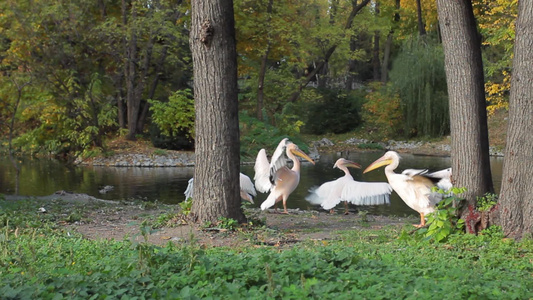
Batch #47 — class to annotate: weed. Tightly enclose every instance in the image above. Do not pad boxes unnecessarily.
[477,192,498,212]
[179,198,192,216]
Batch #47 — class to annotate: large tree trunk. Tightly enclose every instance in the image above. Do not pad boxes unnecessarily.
[436,0,493,233]
[189,0,245,224]
[499,1,533,239]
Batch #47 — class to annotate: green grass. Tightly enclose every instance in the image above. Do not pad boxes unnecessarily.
[1,198,532,299]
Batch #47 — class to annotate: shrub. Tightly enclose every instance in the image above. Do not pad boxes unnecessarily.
[304,89,362,135]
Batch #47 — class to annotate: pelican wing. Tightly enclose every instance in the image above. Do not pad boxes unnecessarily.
[426,168,452,179]
[305,180,339,209]
[254,149,273,193]
[184,178,194,200]
[239,173,257,197]
[268,138,289,181]
[341,181,392,206]
[426,168,453,191]
[402,169,428,177]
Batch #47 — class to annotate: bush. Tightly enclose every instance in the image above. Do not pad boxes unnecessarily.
[304,89,362,135]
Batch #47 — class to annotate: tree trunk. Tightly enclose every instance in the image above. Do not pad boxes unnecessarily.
[436,0,493,233]
[416,0,426,36]
[345,36,357,90]
[256,0,273,121]
[499,1,533,239]
[189,0,245,224]
[381,0,399,84]
[125,3,139,140]
[372,2,380,81]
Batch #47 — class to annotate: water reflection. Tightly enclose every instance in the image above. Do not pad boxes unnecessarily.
[0,152,503,217]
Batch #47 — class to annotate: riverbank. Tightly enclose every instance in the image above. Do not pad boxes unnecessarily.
[75,136,504,167]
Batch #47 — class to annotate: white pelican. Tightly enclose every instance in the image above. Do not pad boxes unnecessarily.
[184,173,257,203]
[306,158,392,214]
[363,151,450,227]
[254,138,315,214]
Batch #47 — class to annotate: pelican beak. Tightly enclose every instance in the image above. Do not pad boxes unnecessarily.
[363,156,393,173]
[345,160,362,169]
[292,149,315,165]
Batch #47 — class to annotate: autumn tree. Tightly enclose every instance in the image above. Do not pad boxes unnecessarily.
[189,0,245,224]
[436,0,493,231]
[499,0,533,239]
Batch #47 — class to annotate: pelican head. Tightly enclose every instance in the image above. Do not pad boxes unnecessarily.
[363,151,400,173]
[286,143,315,165]
[334,158,361,169]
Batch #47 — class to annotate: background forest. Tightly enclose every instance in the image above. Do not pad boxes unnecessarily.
[0,0,516,160]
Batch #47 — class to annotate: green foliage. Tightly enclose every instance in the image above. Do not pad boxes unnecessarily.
[179,198,193,216]
[149,89,195,139]
[215,217,239,231]
[1,199,533,299]
[304,89,362,135]
[415,187,467,242]
[389,35,449,138]
[477,193,498,212]
[239,112,309,160]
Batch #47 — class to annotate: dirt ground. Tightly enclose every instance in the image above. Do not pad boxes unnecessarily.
[17,193,412,248]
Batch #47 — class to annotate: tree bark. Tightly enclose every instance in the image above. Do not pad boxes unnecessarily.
[380,0,400,84]
[416,0,426,36]
[125,3,139,140]
[256,0,273,121]
[499,0,533,239]
[436,0,493,232]
[372,2,380,81]
[189,0,245,224]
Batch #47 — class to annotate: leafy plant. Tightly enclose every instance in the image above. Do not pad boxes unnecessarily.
[477,192,498,212]
[416,187,466,242]
[216,217,239,230]
[179,198,193,216]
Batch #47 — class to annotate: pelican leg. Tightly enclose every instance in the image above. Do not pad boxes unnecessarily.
[329,209,335,214]
[414,213,426,228]
[344,201,349,215]
[282,199,289,214]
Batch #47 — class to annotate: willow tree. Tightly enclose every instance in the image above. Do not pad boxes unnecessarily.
[189,0,245,224]
[436,0,493,230]
[499,0,533,239]
[388,37,449,137]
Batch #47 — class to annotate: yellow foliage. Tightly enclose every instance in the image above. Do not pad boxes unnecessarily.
[362,83,403,137]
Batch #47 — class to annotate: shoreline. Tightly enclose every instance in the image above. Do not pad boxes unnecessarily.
[74,137,504,167]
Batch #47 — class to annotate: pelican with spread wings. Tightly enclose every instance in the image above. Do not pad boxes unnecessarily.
[184,173,257,203]
[254,138,315,213]
[306,158,392,214]
[363,151,452,227]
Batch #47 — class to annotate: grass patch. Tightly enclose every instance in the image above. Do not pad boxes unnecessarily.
[1,198,532,299]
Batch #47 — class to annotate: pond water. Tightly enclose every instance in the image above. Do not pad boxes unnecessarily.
[0,152,503,217]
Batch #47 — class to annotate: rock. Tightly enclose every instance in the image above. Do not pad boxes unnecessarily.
[313,138,334,147]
